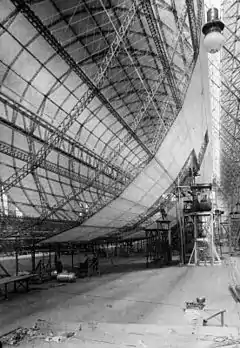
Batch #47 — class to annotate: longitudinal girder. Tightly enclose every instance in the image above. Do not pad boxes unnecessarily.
[0,92,131,184]
[0,141,123,196]
[142,0,182,109]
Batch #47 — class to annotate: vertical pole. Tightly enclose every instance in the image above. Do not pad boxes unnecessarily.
[166,222,171,264]
[31,238,36,273]
[218,213,223,257]
[15,242,19,276]
[177,177,184,264]
[48,245,51,275]
[71,247,74,271]
[194,215,198,265]
[176,204,180,262]
[229,215,232,255]
[182,218,186,264]
[211,212,214,265]
[168,223,171,246]
[146,230,149,268]
[221,311,224,327]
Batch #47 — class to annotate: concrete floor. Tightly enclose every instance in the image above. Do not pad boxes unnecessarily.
[1,258,240,347]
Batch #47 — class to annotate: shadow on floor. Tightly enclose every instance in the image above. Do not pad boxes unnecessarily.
[62,257,180,278]
[98,259,179,276]
[0,258,179,303]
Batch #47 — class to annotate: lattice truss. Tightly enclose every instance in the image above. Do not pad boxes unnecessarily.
[0,0,203,241]
[218,0,240,209]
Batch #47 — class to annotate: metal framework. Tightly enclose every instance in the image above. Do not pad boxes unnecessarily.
[205,0,240,253]
[187,212,221,266]
[217,0,240,209]
[1,0,148,196]
[0,92,131,184]
[0,0,204,243]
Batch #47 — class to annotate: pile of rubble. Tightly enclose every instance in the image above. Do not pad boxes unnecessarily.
[1,319,76,346]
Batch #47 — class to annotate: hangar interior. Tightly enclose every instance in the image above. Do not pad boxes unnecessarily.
[1,0,240,347]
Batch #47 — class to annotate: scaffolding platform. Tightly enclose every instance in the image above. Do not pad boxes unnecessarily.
[187,213,221,266]
[177,182,221,266]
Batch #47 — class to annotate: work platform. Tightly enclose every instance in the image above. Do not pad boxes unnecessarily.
[0,257,239,347]
[0,274,35,300]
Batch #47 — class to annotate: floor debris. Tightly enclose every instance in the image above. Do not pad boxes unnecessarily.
[45,331,75,343]
[0,319,76,346]
[45,335,64,343]
[1,259,240,347]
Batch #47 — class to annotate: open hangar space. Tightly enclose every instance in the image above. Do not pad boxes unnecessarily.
[1,0,240,347]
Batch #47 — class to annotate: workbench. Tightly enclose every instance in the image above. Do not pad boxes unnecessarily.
[0,274,34,300]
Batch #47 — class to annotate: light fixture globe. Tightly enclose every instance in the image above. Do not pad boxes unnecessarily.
[203,31,225,53]
[202,7,225,54]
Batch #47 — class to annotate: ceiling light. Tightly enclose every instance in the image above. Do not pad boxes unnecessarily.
[202,7,225,54]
